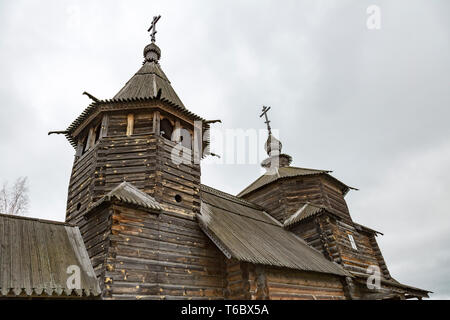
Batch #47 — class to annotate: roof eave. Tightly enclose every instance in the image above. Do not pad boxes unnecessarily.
[65,98,205,149]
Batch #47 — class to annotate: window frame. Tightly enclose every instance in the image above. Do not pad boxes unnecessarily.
[348,234,358,251]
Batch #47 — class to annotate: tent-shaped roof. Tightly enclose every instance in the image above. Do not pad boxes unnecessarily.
[0,214,101,298]
[198,185,349,277]
[64,42,204,148]
[113,59,185,109]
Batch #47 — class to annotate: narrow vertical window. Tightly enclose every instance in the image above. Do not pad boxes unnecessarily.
[126,113,134,136]
[348,234,358,250]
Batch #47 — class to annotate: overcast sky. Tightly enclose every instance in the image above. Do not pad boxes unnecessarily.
[0,0,448,299]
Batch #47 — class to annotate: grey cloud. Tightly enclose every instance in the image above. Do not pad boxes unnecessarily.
[0,0,448,298]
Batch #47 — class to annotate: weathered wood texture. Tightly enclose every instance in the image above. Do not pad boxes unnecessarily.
[241,175,352,224]
[66,134,158,224]
[102,205,225,299]
[240,171,391,281]
[290,214,391,281]
[224,260,346,300]
[66,107,222,299]
[265,268,346,300]
[78,205,113,295]
[332,220,385,277]
[223,259,249,299]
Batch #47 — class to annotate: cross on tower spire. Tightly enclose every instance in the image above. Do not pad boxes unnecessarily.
[148,15,161,43]
[260,106,272,135]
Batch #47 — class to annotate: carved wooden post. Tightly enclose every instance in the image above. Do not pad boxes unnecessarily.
[85,127,95,151]
[126,114,134,136]
[75,140,84,158]
[153,111,160,135]
[100,114,109,138]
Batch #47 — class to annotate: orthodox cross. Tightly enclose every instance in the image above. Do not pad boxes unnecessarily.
[148,15,162,43]
[260,106,272,134]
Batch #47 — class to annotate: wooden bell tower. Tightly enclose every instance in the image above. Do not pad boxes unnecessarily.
[58,18,225,299]
[64,30,206,225]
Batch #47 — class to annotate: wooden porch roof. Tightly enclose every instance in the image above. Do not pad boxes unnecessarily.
[0,214,101,298]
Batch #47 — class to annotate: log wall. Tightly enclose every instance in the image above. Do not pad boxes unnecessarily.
[66,106,225,299]
[290,214,392,281]
[224,260,346,300]
[241,176,352,224]
[66,134,159,225]
[102,205,225,299]
[265,267,346,300]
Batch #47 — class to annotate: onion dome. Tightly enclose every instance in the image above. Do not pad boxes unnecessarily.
[264,134,282,156]
[144,42,161,63]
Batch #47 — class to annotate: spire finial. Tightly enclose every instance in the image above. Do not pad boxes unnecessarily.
[148,15,161,43]
[144,15,162,63]
[260,106,272,135]
[259,106,292,170]
[260,105,281,155]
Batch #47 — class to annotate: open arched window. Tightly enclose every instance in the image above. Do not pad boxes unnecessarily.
[160,118,173,140]
[94,123,102,143]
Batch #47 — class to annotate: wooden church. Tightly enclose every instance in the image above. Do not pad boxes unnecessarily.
[0,18,429,300]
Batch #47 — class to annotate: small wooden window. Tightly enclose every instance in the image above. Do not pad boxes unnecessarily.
[348,234,358,250]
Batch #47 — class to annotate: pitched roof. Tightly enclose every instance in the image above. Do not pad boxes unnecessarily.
[237,166,355,197]
[198,185,350,277]
[0,214,101,297]
[90,182,162,213]
[352,273,431,297]
[353,222,383,235]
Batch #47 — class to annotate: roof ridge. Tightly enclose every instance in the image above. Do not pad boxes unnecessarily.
[0,213,73,227]
[200,184,262,210]
[135,61,169,78]
[287,165,332,173]
[237,166,354,198]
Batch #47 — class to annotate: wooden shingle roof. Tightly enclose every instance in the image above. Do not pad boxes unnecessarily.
[198,185,350,277]
[0,214,101,298]
[113,61,185,108]
[65,43,205,148]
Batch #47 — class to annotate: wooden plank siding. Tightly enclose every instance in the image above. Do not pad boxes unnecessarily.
[103,205,225,299]
[223,260,346,300]
[66,118,223,299]
[265,268,346,300]
[241,175,352,224]
[289,213,391,282]
[239,168,392,285]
